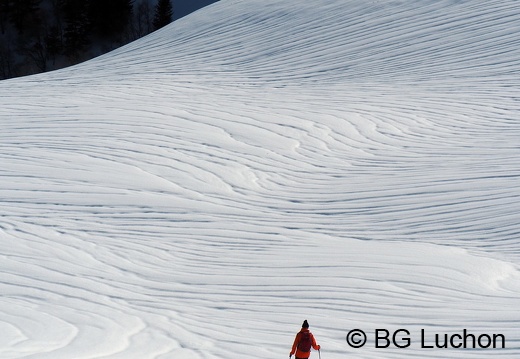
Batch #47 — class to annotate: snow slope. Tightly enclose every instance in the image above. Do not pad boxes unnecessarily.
[1,0,520,358]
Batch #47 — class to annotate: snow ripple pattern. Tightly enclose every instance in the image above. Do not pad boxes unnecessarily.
[1,0,519,358]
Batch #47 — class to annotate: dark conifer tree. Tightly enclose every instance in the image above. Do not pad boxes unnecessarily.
[89,0,133,40]
[153,0,173,30]
[45,25,62,65]
[9,0,42,34]
[62,0,90,59]
[0,38,16,79]
[0,0,11,34]
[131,0,154,40]
[1,0,167,78]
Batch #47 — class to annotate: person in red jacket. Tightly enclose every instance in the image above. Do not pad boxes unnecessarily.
[290,320,321,359]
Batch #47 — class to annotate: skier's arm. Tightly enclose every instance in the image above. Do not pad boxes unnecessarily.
[311,333,321,350]
[290,333,300,356]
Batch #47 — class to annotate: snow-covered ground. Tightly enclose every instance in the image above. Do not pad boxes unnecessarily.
[1,0,519,358]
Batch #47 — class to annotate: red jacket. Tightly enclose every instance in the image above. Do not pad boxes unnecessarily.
[290,328,320,359]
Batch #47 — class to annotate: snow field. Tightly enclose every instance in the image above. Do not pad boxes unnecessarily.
[1,0,520,358]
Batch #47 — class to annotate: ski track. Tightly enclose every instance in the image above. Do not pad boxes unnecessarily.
[1,0,520,358]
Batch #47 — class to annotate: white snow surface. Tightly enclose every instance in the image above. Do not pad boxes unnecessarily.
[1,0,520,358]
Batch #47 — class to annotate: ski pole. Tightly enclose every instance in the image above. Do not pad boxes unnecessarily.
[318,349,321,359]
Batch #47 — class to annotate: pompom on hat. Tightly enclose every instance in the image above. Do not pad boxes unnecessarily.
[302,320,309,328]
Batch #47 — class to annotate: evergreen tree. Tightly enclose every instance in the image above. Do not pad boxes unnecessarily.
[130,0,154,40]
[62,0,90,59]
[45,25,62,65]
[153,0,173,30]
[21,33,48,72]
[9,0,42,34]
[1,0,164,78]
[89,0,134,40]
[0,0,11,34]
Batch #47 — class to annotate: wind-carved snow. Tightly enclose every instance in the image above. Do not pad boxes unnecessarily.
[1,0,520,358]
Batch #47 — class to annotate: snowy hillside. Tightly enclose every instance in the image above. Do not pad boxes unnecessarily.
[1,0,519,358]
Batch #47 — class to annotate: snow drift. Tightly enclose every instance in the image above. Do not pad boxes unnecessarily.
[1,0,519,358]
